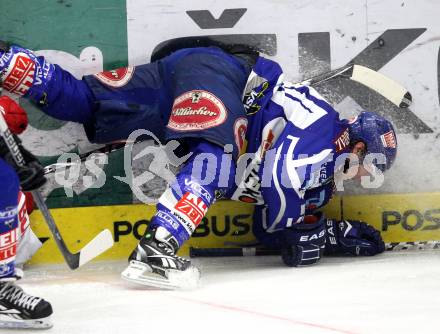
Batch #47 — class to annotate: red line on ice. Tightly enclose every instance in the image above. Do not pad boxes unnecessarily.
[169,294,360,334]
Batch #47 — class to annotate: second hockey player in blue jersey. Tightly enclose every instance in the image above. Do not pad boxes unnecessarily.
[0,43,395,288]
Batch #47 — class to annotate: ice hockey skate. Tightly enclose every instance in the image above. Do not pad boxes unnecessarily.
[121,226,200,290]
[0,280,53,329]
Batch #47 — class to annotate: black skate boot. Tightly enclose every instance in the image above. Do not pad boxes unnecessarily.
[121,226,200,289]
[0,280,53,329]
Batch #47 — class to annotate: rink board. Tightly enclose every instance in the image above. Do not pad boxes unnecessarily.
[28,192,440,265]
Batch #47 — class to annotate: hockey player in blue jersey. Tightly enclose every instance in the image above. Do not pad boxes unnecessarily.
[0,96,52,328]
[0,42,395,289]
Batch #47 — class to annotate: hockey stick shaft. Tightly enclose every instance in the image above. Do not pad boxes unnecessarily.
[299,63,354,86]
[43,141,133,175]
[189,241,440,258]
[0,114,114,269]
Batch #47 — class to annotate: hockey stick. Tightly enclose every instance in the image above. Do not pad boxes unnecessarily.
[189,241,440,257]
[299,63,413,108]
[0,114,114,269]
[43,141,133,175]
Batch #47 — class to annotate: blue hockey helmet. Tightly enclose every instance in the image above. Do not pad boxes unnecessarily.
[347,111,397,172]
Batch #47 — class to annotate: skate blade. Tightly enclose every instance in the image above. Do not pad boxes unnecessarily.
[0,315,52,329]
[121,260,200,290]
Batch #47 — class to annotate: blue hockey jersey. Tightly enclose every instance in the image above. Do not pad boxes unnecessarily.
[228,56,349,231]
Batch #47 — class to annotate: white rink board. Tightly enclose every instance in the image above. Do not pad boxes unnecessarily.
[127,0,440,195]
[19,251,440,334]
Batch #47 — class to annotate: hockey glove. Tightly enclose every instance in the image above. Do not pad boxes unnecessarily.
[0,43,54,102]
[0,135,46,191]
[0,96,28,134]
[324,219,385,256]
[280,213,326,267]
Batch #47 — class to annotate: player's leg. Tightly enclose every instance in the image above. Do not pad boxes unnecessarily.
[0,159,52,329]
[121,48,250,288]
[0,44,94,123]
[15,192,43,267]
[122,139,234,289]
[80,46,253,145]
[0,44,167,144]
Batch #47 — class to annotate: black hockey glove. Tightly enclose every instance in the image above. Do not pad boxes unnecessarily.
[324,219,385,256]
[0,135,46,191]
[280,213,326,267]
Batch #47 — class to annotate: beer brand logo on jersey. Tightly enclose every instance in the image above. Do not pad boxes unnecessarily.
[94,67,135,88]
[334,128,350,153]
[380,131,396,148]
[1,53,35,96]
[234,117,248,154]
[167,90,227,131]
[174,192,208,230]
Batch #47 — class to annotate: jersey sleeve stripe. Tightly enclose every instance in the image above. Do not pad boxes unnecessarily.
[290,85,336,113]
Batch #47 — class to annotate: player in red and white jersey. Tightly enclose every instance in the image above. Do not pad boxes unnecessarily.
[0,95,52,329]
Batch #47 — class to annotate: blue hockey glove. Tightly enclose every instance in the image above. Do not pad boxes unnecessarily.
[280,213,326,267]
[324,219,385,256]
[0,43,54,102]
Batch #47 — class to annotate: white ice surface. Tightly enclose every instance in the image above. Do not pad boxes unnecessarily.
[12,251,440,334]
